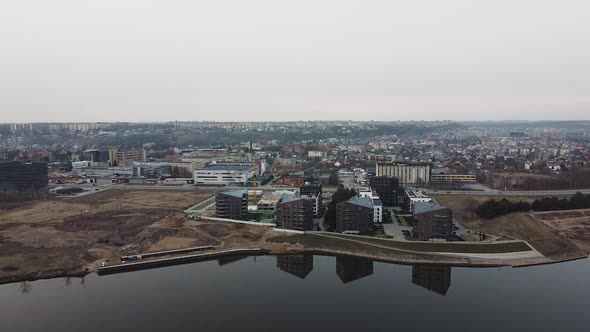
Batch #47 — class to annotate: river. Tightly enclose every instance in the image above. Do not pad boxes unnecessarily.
[1,255,589,331]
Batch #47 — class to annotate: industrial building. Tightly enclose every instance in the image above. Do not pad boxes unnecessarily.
[194,163,256,185]
[412,202,453,241]
[369,175,399,206]
[299,182,323,217]
[215,190,249,220]
[108,148,146,166]
[375,162,431,185]
[277,195,314,231]
[0,161,48,193]
[336,196,375,234]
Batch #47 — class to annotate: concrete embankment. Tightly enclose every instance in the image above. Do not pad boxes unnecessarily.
[98,248,269,275]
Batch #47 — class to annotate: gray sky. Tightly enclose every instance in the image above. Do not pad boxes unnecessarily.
[1,0,589,122]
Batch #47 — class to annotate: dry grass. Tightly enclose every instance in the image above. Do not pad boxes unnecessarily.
[434,194,588,259]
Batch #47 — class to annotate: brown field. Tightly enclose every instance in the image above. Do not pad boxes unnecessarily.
[0,189,291,284]
[530,208,590,253]
[434,194,588,260]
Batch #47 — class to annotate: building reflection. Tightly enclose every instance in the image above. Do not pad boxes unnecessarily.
[336,256,374,284]
[217,256,248,266]
[277,254,314,279]
[411,264,451,296]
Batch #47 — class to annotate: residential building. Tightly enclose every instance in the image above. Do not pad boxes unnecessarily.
[194,163,256,185]
[336,196,374,234]
[369,176,399,206]
[402,188,432,212]
[299,182,323,217]
[375,162,431,185]
[277,195,314,231]
[215,190,248,220]
[0,161,48,193]
[412,202,453,241]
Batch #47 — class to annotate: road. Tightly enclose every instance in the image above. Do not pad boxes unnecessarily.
[424,189,590,196]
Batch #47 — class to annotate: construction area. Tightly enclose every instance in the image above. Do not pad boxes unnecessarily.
[434,194,590,261]
[0,189,299,284]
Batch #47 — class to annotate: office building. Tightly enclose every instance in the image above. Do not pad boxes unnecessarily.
[375,162,431,185]
[430,174,476,184]
[0,161,48,193]
[84,149,110,163]
[109,148,146,166]
[215,190,248,220]
[277,195,314,231]
[299,182,323,217]
[369,176,399,206]
[336,196,374,234]
[194,163,256,185]
[412,202,453,241]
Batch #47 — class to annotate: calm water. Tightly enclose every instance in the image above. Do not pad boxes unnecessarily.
[1,255,589,332]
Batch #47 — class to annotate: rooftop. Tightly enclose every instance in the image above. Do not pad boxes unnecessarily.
[413,202,447,214]
[199,164,254,171]
[346,196,374,209]
[219,189,247,198]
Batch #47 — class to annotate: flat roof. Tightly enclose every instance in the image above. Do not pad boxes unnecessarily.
[219,189,247,198]
[413,202,447,214]
[199,165,254,171]
[347,196,374,209]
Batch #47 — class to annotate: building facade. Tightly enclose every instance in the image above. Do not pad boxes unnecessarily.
[215,190,249,220]
[0,161,48,193]
[108,148,146,166]
[194,163,256,185]
[412,202,453,241]
[336,197,374,234]
[369,176,399,206]
[299,182,323,217]
[375,162,431,185]
[430,174,476,184]
[277,196,314,231]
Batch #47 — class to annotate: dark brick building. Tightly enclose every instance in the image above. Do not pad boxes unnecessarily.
[412,202,453,241]
[0,161,48,193]
[215,190,248,220]
[277,195,314,231]
[369,176,399,206]
[336,197,374,234]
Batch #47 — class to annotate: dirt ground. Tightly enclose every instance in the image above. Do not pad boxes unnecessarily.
[435,194,589,260]
[529,209,590,253]
[0,188,304,284]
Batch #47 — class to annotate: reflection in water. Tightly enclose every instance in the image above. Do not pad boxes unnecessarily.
[336,256,374,284]
[411,265,452,296]
[218,256,248,266]
[277,254,314,279]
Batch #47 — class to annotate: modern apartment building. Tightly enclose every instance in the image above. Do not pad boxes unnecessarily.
[277,195,314,231]
[412,202,453,241]
[369,175,399,206]
[0,161,48,193]
[299,182,323,217]
[375,162,431,185]
[215,190,249,220]
[336,196,374,234]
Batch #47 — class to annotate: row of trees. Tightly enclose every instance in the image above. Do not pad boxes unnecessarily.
[476,192,590,219]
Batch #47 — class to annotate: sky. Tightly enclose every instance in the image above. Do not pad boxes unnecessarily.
[1,0,589,122]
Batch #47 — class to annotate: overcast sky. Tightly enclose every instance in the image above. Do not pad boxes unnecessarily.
[1,0,589,122]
